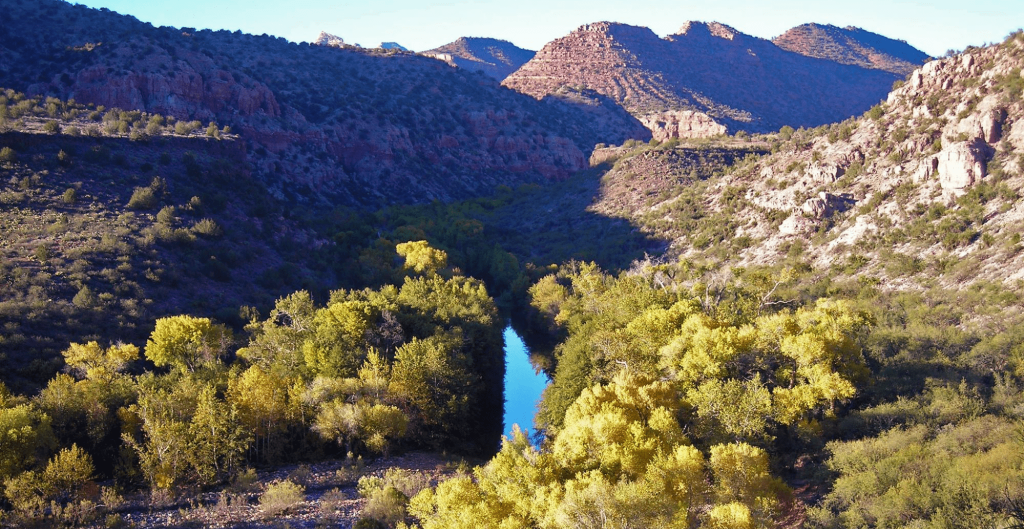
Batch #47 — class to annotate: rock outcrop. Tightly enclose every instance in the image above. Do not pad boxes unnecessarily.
[773,23,929,76]
[937,139,991,196]
[314,32,346,47]
[640,110,728,140]
[422,37,535,81]
[503,21,914,136]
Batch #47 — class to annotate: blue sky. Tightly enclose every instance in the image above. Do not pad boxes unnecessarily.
[75,0,1022,57]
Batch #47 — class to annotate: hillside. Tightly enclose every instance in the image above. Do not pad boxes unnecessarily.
[0,0,646,209]
[422,37,535,81]
[0,95,353,390]
[503,21,912,138]
[773,23,929,76]
[588,32,1024,294]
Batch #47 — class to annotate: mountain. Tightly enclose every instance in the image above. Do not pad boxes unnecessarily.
[503,21,915,138]
[378,42,408,51]
[584,31,1024,289]
[773,23,930,75]
[0,0,645,209]
[423,37,535,81]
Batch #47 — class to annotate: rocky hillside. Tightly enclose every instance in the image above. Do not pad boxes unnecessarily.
[0,0,645,209]
[594,31,1024,290]
[773,23,929,76]
[423,37,535,81]
[503,21,912,138]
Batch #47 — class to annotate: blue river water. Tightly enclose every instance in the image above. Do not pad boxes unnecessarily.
[502,325,550,442]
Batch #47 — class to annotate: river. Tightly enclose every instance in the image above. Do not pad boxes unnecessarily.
[502,325,550,442]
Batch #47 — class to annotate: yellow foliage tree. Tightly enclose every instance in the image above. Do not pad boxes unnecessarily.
[396,240,448,275]
[145,315,231,372]
[61,341,138,382]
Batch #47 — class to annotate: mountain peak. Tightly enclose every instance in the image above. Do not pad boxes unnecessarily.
[773,23,929,75]
[422,37,535,80]
[676,21,741,40]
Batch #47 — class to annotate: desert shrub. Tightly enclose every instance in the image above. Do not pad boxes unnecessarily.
[156,205,178,226]
[34,245,52,262]
[62,188,77,204]
[259,480,305,516]
[0,146,16,162]
[228,467,260,493]
[43,120,61,134]
[127,187,157,210]
[192,218,223,238]
[72,285,97,308]
[320,488,348,517]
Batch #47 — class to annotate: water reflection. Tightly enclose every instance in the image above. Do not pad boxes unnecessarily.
[502,326,550,443]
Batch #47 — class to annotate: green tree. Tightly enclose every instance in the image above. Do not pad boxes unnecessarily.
[145,315,231,372]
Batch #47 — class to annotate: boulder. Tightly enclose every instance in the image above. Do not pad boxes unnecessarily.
[807,163,842,184]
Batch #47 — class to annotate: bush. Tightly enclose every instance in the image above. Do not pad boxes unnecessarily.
[72,286,97,308]
[192,218,223,238]
[259,480,305,516]
[127,187,158,210]
[0,146,16,162]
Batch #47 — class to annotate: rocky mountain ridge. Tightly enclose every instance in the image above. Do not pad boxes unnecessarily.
[503,21,915,138]
[773,23,929,76]
[422,37,535,81]
[0,0,643,208]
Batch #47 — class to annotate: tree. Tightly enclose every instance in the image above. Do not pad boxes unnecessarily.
[61,341,138,383]
[187,386,251,486]
[238,291,315,377]
[396,240,448,275]
[145,315,231,372]
[227,366,297,463]
[0,403,54,485]
[389,332,476,447]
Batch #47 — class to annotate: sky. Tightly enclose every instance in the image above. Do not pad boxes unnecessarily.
[74,0,1022,57]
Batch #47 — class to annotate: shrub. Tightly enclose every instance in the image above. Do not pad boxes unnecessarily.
[0,146,16,162]
[156,205,178,226]
[259,480,305,516]
[43,120,61,134]
[192,218,223,238]
[127,187,157,210]
[72,286,97,308]
[34,245,52,262]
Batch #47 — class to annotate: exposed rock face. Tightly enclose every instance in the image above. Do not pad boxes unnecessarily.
[422,37,535,81]
[640,110,727,140]
[802,192,857,219]
[314,32,346,47]
[937,140,990,196]
[773,23,929,76]
[378,42,408,51]
[0,0,642,208]
[503,21,911,136]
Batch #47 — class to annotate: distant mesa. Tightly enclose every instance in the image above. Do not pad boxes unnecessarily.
[423,37,535,81]
[503,20,925,138]
[314,34,406,51]
[773,23,930,76]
